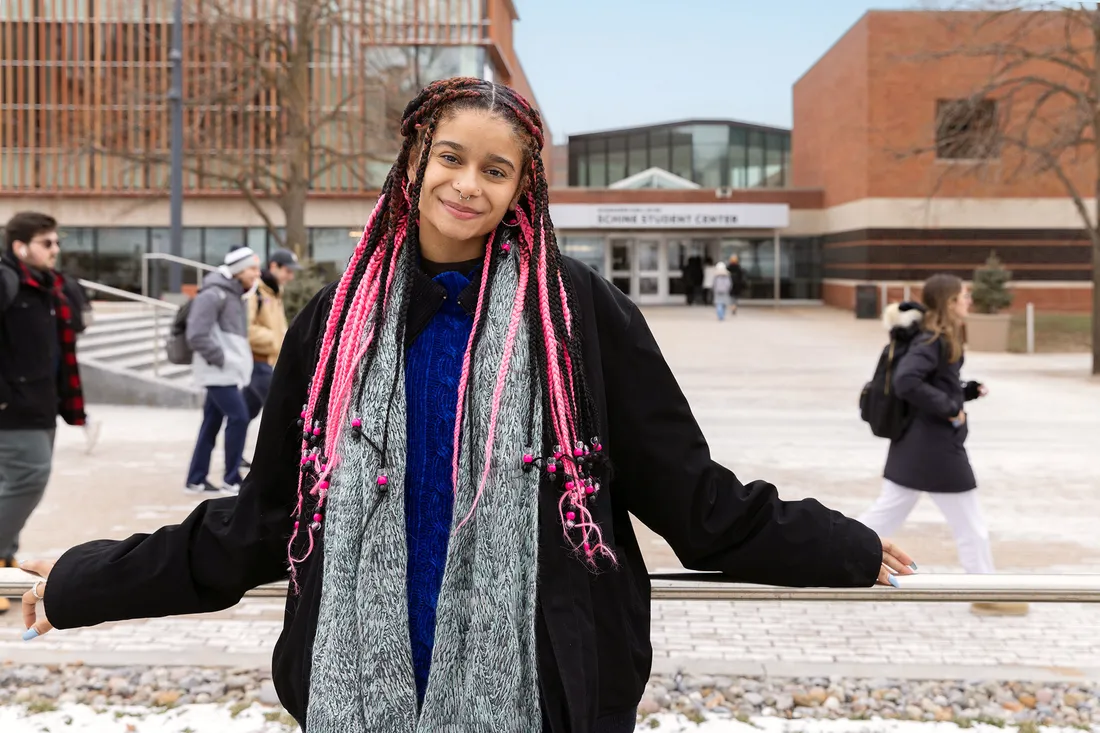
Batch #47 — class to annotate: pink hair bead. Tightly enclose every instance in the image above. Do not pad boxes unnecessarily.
[565,481,574,490]
[565,511,576,521]
[313,513,323,523]
[351,418,362,428]
[312,428,321,436]
[318,481,330,491]
[522,454,534,464]
[586,486,595,495]
[377,475,388,486]
[547,464,557,474]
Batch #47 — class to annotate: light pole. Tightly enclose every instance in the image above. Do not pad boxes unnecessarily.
[167,0,184,295]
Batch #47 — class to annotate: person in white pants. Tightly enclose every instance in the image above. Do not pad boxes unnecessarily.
[858,274,1026,616]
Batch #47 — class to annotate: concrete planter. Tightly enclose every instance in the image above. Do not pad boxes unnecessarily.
[966,312,1012,352]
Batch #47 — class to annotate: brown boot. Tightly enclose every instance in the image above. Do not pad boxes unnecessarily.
[971,602,1029,617]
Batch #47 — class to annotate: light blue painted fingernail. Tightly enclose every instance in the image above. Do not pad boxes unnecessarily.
[910,562,919,571]
[887,575,900,588]
[22,628,39,642]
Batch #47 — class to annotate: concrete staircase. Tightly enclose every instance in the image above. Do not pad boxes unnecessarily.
[77,303,203,408]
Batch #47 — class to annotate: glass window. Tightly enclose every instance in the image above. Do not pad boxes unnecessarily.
[764,133,786,187]
[588,139,607,188]
[57,227,95,284]
[671,127,693,182]
[729,128,748,188]
[746,131,766,188]
[312,228,356,277]
[204,228,248,265]
[649,130,670,172]
[150,228,204,288]
[627,133,648,176]
[559,235,605,276]
[95,228,147,292]
[569,139,587,187]
[248,228,269,260]
[692,124,729,188]
[607,136,627,185]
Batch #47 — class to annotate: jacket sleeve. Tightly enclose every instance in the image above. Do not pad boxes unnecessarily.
[43,288,331,629]
[892,339,960,419]
[186,288,226,368]
[0,264,16,312]
[247,292,278,358]
[598,289,882,588]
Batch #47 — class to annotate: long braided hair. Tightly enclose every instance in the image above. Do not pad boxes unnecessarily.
[287,77,613,586]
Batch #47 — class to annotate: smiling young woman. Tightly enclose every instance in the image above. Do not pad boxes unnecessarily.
[21,77,914,733]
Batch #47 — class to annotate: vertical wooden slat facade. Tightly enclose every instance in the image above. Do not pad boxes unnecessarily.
[0,0,539,194]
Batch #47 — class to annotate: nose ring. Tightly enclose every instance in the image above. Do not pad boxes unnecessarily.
[459,193,471,201]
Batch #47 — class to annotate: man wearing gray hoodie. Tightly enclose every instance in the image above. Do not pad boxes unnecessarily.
[184,247,261,495]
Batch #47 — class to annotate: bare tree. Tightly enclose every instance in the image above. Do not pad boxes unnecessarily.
[93,0,410,257]
[912,3,1100,372]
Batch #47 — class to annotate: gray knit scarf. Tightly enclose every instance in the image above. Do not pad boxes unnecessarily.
[306,254,543,732]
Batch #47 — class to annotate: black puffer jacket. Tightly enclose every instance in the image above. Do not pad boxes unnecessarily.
[884,312,982,493]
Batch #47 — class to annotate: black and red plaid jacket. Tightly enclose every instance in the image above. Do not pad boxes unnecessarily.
[0,249,86,428]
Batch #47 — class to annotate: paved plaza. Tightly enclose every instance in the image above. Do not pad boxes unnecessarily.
[2,305,1099,680]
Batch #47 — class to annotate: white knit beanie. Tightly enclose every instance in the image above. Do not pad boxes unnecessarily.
[223,247,259,275]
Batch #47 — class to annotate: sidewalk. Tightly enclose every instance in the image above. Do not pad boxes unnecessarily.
[2,306,1098,680]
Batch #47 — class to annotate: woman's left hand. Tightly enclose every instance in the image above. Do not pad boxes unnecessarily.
[877,538,916,586]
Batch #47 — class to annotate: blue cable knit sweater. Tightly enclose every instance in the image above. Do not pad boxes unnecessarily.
[404,269,475,705]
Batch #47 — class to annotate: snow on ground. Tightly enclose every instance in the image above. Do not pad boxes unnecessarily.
[1,705,1096,733]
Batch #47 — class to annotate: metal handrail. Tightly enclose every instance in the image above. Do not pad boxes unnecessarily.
[141,252,218,299]
[3,568,1100,603]
[79,279,180,310]
[78,279,179,377]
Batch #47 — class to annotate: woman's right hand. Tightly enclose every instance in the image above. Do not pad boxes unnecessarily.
[951,411,966,427]
[20,558,55,640]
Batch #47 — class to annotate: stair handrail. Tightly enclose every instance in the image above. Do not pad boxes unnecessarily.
[78,279,179,378]
[141,253,219,298]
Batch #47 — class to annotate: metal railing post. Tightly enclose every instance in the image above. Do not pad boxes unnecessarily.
[152,307,161,377]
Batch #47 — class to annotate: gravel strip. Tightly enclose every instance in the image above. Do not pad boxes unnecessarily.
[2,665,1099,730]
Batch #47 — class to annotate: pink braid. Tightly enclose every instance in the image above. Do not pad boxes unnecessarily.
[450,230,497,493]
[456,244,530,530]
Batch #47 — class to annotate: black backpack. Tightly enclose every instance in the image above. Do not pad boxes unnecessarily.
[165,300,194,365]
[859,334,915,440]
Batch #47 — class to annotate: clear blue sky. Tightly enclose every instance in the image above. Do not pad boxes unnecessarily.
[514,0,920,143]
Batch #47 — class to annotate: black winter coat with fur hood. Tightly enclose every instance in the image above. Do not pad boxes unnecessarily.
[881,302,982,493]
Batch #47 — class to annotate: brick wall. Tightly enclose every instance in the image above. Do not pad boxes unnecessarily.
[792,16,870,207]
[823,279,1093,314]
[795,10,1096,207]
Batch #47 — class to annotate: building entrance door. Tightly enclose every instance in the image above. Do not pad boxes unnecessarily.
[609,237,664,304]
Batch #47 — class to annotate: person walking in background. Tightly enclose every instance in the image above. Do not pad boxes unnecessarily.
[857,274,1026,617]
[702,256,717,305]
[712,260,733,320]
[0,212,87,614]
[685,254,704,305]
[240,249,299,468]
[184,247,260,495]
[727,254,746,315]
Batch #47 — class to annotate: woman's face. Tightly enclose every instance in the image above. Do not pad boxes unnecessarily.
[952,285,972,318]
[411,109,525,255]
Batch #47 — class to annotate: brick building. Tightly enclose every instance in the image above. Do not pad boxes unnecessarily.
[796,10,1094,312]
[555,9,1094,311]
[1,7,1093,310]
[0,0,537,290]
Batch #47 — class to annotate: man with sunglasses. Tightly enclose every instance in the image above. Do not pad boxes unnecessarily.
[0,211,88,614]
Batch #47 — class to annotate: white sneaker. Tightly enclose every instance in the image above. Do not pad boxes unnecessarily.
[221,483,241,495]
[83,417,102,454]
